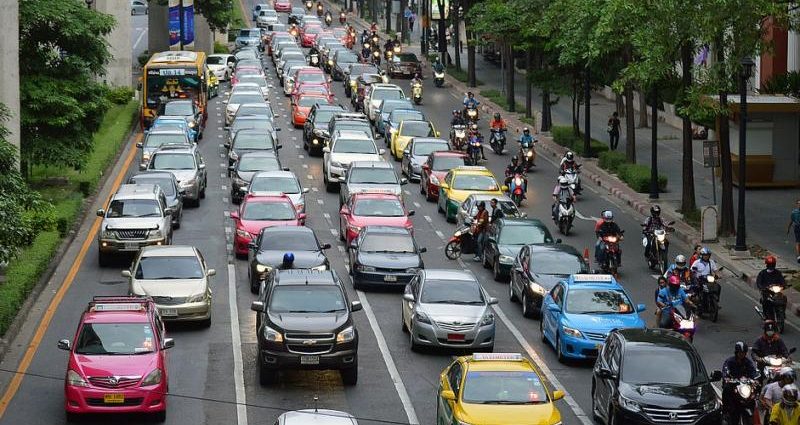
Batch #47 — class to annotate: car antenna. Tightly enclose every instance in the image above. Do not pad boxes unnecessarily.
[313,395,319,412]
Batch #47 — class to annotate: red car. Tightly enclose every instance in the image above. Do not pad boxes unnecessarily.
[339,193,414,245]
[292,94,332,127]
[231,194,306,257]
[295,68,331,90]
[273,0,291,12]
[420,151,468,202]
[290,83,334,104]
[300,25,322,47]
[60,296,173,421]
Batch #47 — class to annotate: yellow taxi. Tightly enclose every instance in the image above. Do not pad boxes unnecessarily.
[437,353,564,425]
[437,166,506,222]
[390,119,439,160]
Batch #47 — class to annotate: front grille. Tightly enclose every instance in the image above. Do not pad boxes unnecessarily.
[642,407,702,424]
[284,333,334,340]
[152,296,187,305]
[88,376,141,388]
[436,322,475,332]
[437,338,474,345]
[584,331,608,341]
[116,229,148,240]
[86,397,144,407]
[287,344,334,354]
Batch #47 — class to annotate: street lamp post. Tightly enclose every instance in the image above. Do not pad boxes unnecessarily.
[734,56,754,252]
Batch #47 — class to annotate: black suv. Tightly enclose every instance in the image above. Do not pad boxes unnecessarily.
[250,270,362,385]
[591,328,722,425]
[303,104,346,155]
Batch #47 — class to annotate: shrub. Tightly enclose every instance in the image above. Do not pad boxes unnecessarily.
[617,163,668,192]
[214,41,229,54]
[106,87,133,105]
[137,50,150,68]
[598,151,627,173]
[550,125,608,157]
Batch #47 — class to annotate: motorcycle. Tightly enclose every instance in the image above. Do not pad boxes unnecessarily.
[723,377,759,425]
[316,4,324,17]
[324,13,332,27]
[489,128,506,154]
[385,49,393,61]
[507,173,526,207]
[598,232,624,276]
[642,222,675,275]
[669,303,696,342]
[760,284,788,333]
[693,269,722,322]
[393,44,401,55]
[305,0,312,10]
[519,141,537,171]
[561,165,581,194]
[339,12,346,24]
[555,194,575,235]
[371,50,381,66]
[433,69,445,87]
[445,226,476,259]
[467,137,482,165]
[411,82,423,105]
[465,105,479,123]
[309,53,320,67]
[450,125,467,151]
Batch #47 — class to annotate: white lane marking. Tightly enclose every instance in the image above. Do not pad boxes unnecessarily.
[223,211,230,218]
[221,185,227,190]
[227,264,249,425]
[218,127,223,131]
[292,136,298,140]
[218,134,223,138]
[575,210,600,222]
[424,215,433,223]
[435,230,445,240]
[219,143,224,148]
[220,153,226,158]
[302,164,309,169]
[413,202,421,208]
[307,174,314,180]
[220,173,227,179]
[317,199,324,205]
[222,197,229,203]
[356,292,420,424]
[220,163,226,167]
[298,154,305,159]
[404,189,411,195]
[337,245,345,253]
[295,145,301,149]
[311,187,319,192]
[491,306,592,425]
[330,229,338,236]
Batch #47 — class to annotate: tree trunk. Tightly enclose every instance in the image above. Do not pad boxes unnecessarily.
[436,0,446,64]
[616,93,624,117]
[572,76,580,135]
[624,83,636,163]
[680,41,696,213]
[542,90,553,131]
[638,86,649,128]
[399,0,408,43]
[716,38,735,236]
[385,0,392,33]
[452,6,461,71]
[525,49,532,118]
[505,43,515,112]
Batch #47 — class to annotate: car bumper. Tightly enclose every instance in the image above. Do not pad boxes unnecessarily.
[155,300,211,322]
[614,407,721,425]
[234,233,254,256]
[559,332,605,359]
[352,270,415,287]
[411,321,495,349]
[259,346,357,371]
[308,137,326,153]
[425,181,440,200]
[98,238,167,254]
[179,184,200,200]
[293,114,307,126]
[65,383,167,414]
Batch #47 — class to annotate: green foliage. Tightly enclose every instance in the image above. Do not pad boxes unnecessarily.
[598,150,627,172]
[446,66,483,86]
[106,87,133,105]
[480,89,525,114]
[230,0,245,28]
[617,163,668,193]
[761,71,800,97]
[195,0,234,32]
[74,101,138,192]
[550,125,608,158]
[214,41,230,54]
[137,50,150,68]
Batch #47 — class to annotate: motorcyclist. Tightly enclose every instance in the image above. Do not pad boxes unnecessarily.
[757,255,787,317]
[432,57,445,73]
[410,73,423,89]
[595,210,623,264]
[642,205,666,259]
[752,321,791,367]
[665,254,693,283]
[654,276,669,323]
[360,43,372,62]
[690,247,718,279]
[551,176,574,221]
[656,275,694,328]
[463,92,480,112]
[316,1,323,15]
[559,151,578,172]
[360,29,369,45]
[769,384,799,425]
[324,10,332,25]
[762,367,796,424]
[489,112,507,144]
[281,252,295,269]
[722,342,760,425]
[504,156,525,187]
[450,109,465,127]
[370,22,378,33]
[466,123,486,160]
[518,128,536,166]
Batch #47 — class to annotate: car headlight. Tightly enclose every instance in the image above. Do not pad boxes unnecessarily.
[311,264,327,271]
[529,281,546,295]
[256,264,272,274]
[142,153,151,163]
[186,292,207,303]
[141,369,163,386]
[405,267,419,274]
[414,311,432,324]
[188,121,196,128]
[180,178,196,187]
[347,224,361,234]
[499,255,515,264]
[350,80,357,88]
[149,229,165,238]
[263,326,283,343]
[356,264,375,272]
[236,228,251,238]
[561,325,583,339]
[619,394,641,412]
[481,313,494,326]
[66,370,88,387]
[328,59,334,65]
[101,230,115,239]
[336,326,355,344]
[703,398,721,411]
[429,174,440,185]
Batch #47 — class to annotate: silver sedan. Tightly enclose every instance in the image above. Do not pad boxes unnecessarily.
[401,269,497,351]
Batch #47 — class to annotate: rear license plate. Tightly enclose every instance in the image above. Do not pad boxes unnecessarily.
[403,70,411,74]
[123,242,139,251]
[447,333,465,341]
[384,275,397,282]
[300,355,320,365]
[161,308,178,317]
[103,394,125,404]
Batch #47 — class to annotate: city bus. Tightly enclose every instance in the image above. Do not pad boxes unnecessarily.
[141,50,209,129]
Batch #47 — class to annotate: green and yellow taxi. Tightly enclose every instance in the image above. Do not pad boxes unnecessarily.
[390,119,439,160]
[437,353,564,425]
[437,166,506,222]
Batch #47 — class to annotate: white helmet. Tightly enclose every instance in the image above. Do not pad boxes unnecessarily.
[558,176,569,186]
[602,210,613,220]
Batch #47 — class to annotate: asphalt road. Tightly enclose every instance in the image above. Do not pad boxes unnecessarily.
[0,3,797,425]
[132,13,149,62]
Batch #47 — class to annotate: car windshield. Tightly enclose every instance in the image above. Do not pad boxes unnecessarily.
[283,52,306,62]
[565,288,634,314]
[240,29,260,37]
[350,65,377,75]
[230,93,264,105]
[237,105,273,117]
[163,102,193,116]
[242,201,296,220]
[131,177,175,196]
[333,139,377,154]
[298,72,327,84]
[413,142,448,156]
[401,122,434,137]
[360,234,415,253]
[622,347,706,386]
[238,76,268,88]
[250,176,301,193]
[107,199,161,218]
[395,53,418,62]
[452,174,498,191]
[151,153,195,170]
[469,200,518,217]
[498,224,550,245]
[461,371,549,404]
[235,133,274,150]
[432,156,465,171]
[348,168,396,184]
[235,68,262,78]
[336,52,358,63]
[270,285,346,313]
[305,26,321,34]
[232,119,271,132]
[237,156,280,172]
[334,123,371,135]
[145,133,188,148]
[374,88,404,101]
[207,56,225,65]
[298,96,328,107]
[381,102,412,115]
[135,256,203,279]
[353,199,405,217]
[391,111,424,124]
[260,232,318,250]
[420,279,483,304]
[151,124,184,133]
[530,252,587,275]
[75,323,157,355]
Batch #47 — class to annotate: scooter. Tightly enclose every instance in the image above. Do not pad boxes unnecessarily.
[309,53,320,67]
[445,226,475,260]
[723,377,759,425]
[561,165,581,194]
[555,195,575,236]
[520,143,536,171]
[669,303,696,342]
[642,222,674,275]
[305,0,312,10]
[465,105,479,123]
[324,12,332,27]
[450,125,467,151]
[339,12,347,24]
[433,69,445,87]
[760,284,788,333]
[693,268,722,322]
[316,4,324,17]
[598,232,624,276]
[371,50,381,66]
[411,82,423,105]
[509,173,526,207]
[467,137,482,165]
[489,128,506,154]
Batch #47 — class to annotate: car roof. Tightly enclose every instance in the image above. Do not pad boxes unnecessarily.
[139,245,197,257]
[497,217,547,227]
[251,170,297,179]
[615,328,694,348]
[275,269,337,285]
[334,130,372,140]
[371,83,401,90]
[244,193,293,204]
[422,269,477,281]
[451,166,492,175]
[153,145,195,154]
[352,192,401,201]
[146,129,187,136]
[279,409,357,425]
[432,150,468,158]
[261,226,314,236]
[114,183,160,198]
[363,225,412,235]
[466,193,514,202]
[82,297,155,324]
[460,353,537,373]
[400,120,430,126]
[410,137,447,145]
[349,160,393,169]
[130,171,177,182]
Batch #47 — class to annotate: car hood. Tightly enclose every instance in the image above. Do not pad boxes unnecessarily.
[619,382,715,408]
[103,217,162,231]
[497,244,524,259]
[346,183,401,196]
[132,279,207,298]
[208,64,227,72]
[457,403,559,425]
[530,273,569,292]
[409,154,429,165]
[256,250,325,268]
[71,351,159,379]
[240,219,299,235]
[235,171,259,182]
[562,312,645,335]
[357,251,420,269]
[165,169,197,183]
[420,303,485,324]
[269,311,349,332]
[330,153,382,165]
[448,188,502,204]
[430,170,448,181]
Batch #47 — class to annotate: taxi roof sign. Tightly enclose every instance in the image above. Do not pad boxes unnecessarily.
[572,274,614,282]
[92,303,145,312]
[472,353,524,361]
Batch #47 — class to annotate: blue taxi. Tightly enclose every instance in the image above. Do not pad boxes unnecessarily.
[539,274,646,362]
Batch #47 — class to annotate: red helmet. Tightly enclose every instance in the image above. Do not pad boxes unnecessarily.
[668,275,680,288]
[765,255,777,268]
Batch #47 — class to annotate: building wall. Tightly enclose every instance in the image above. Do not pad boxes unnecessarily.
[194,14,214,54]
[95,0,132,87]
[771,114,800,181]
[0,1,20,163]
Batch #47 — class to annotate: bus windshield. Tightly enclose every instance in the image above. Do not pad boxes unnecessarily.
[145,72,203,109]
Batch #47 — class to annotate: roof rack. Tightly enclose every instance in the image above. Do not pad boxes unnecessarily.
[88,296,153,313]
[572,274,614,282]
[472,353,524,361]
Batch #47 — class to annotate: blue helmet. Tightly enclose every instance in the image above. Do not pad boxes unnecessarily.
[283,252,295,264]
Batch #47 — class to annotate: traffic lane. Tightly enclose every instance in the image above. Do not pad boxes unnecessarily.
[0,98,237,425]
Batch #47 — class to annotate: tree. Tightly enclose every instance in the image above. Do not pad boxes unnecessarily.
[194,0,234,32]
[18,0,114,174]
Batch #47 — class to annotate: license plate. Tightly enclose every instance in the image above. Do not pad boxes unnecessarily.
[161,308,178,317]
[103,394,125,404]
[384,275,397,282]
[300,355,320,365]
[447,333,465,341]
[403,70,411,74]
[123,242,139,251]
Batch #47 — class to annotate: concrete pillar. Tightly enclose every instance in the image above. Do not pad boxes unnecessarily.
[95,0,132,87]
[149,2,170,54]
[0,1,21,166]
[789,31,800,73]
[194,14,214,54]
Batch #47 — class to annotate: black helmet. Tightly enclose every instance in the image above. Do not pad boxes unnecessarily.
[734,341,749,355]
[452,109,458,115]
[565,151,574,161]
[478,201,486,209]
[494,113,501,120]
[467,91,474,97]
[651,205,661,217]
[764,320,779,335]
[511,156,518,163]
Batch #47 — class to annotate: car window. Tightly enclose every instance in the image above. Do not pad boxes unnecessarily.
[498,224,550,245]
[259,232,318,250]
[551,284,564,306]
[432,156,465,172]
[348,168,397,184]
[332,139,377,154]
[446,362,462,393]
[269,285,346,313]
[621,346,706,386]
[298,96,328,107]
[145,133,189,148]
[373,88,405,101]
[451,174,498,191]
[135,256,204,279]
[241,201,296,220]
[163,102,194,116]
[237,156,280,172]
[360,233,415,253]
[131,176,176,197]
[529,252,587,275]
[107,199,161,218]
[352,199,405,217]
[229,93,265,105]
[234,133,275,150]
[75,323,156,355]
[412,142,448,156]
[250,176,301,193]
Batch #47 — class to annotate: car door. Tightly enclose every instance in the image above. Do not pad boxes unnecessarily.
[485,223,500,265]
[402,274,419,327]
[195,151,206,187]
[438,361,462,424]
[594,335,620,419]
[512,246,528,298]
[543,284,564,343]
[438,171,453,210]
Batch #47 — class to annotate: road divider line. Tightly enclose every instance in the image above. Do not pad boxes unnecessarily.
[0,133,142,419]
[491,306,592,425]
[356,292,420,424]
[227,264,248,425]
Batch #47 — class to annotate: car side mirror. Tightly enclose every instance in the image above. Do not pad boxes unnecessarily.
[276,144,283,149]
[552,390,565,401]
[402,293,415,302]
[598,368,617,380]
[250,301,266,312]
[164,207,174,216]
[710,370,723,382]
[418,247,427,253]
[302,187,310,194]
[199,163,206,169]
[349,240,358,249]
[400,177,408,185]
[555,238,562,244]
[789,347,797,355]
[58,339,71,351]
[350,300,363,312]
[435,131,441,137]
[162,338,175,350]
[488,297,498,305]
[378,148,386,155]
[283,167,291,171]
[407,210,415,216]
[121,270,132,278]
[228,165,235,172]
[439,182,449,189]
[207,268,217,277]
[248,242,257,251]
[403,149,410,156]
[224,142,231,148]
[136,142,143,148]
[96,209,105,217]
[230,211,239,220]
[337,176,347,182]
[440,390,456,401]
[636,303,647,313]
[222,99,228,104]
[501,185,509,192]
[298,213,307,221]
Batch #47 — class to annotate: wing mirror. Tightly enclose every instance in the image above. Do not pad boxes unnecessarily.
[58,339,71,351]
[378,148,386,155]
[121,270,132,278]
[407,210,415,216]
[207,268,217,277]
[636,303,647,313]
[710,370,722,382]
[96,209,105,217]
[162,338,175,350]
[488,297,498,305]
[230,211,239,220]
[302,187,310,193]
[440,390,456,401]
[418,247,427,253]
[250,301,266,312]
[400,177,408,185]
[321,243,332,250]
[402,293,414,302]
[552,390,565,401]
[350,300,363,312]
[136,142,143,148]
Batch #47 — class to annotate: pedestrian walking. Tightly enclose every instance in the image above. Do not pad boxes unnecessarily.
[404,6,412,31]
[409,12,416,32]
[607,111,621,150]
[787,199,800,263]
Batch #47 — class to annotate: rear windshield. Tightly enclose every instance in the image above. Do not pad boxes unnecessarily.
[107,199,161,218]
[151,153,195,170]
[250,176,301,193]
[145,133,188,148]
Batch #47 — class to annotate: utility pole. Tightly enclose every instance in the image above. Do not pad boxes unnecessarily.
[583,67,591,157]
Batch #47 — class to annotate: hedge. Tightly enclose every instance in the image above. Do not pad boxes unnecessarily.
[550,125,608,158]
[597,150,667,192]
[598,150,627,172]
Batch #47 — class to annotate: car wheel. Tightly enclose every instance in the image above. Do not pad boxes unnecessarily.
[419,180,426,195]
[509,280,518,302]
[257,355,278,385]
[482,252,491,269]
[324,175,337,192]
[340,364,358,385]
[152,410,167,422]
[98,251,110,267]
[401,311,408,332]
[539,317,547,342]
[437,197,444,213]
[522,292,534,318]
[338,220,345,241]
[608,405,619,425]
[493,259,505,282]
[556,333,566,364]
[200,316,211,328]
[200,182,207,199]
[65,412,80,423]
[250,278,259,294]
[591,384,603,424]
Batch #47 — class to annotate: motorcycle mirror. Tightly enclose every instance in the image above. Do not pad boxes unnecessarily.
[710,370,723,382]
[790,347,797,355]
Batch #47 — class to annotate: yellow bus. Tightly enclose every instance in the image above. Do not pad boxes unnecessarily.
[141,50,209,129]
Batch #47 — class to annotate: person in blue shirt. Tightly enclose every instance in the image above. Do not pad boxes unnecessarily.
[656,276,695,328]
[787,199,800,263]
[463,92,480,109]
